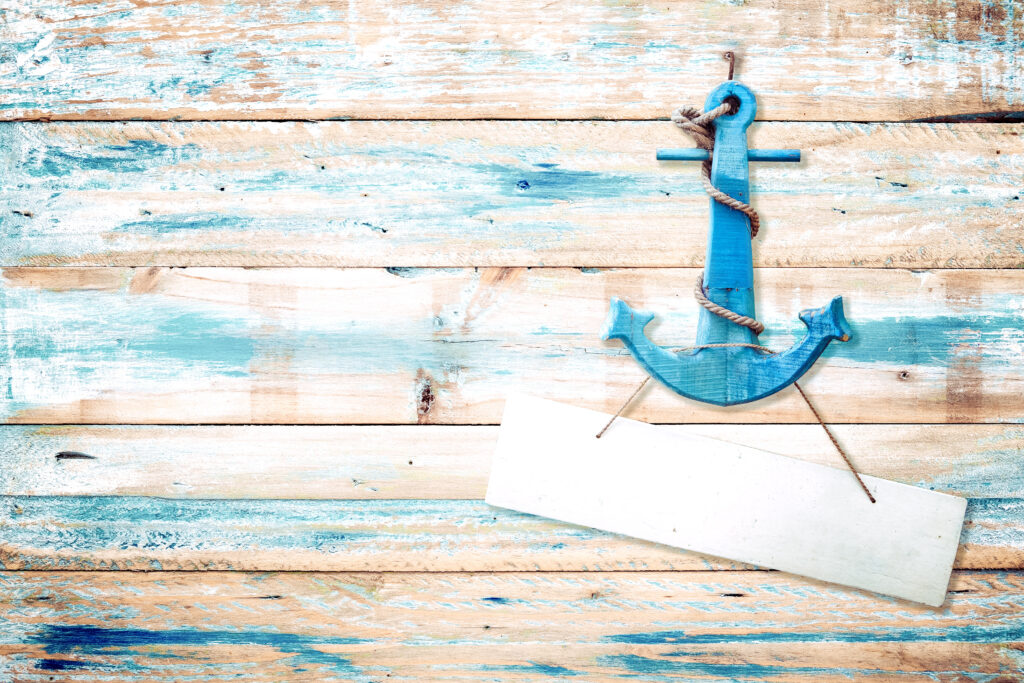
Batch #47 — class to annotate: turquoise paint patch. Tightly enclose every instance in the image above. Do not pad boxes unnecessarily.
[758,308,1024,369]
[925,441,1024,498]
[21,140,202,179]
[465,161,648,203]
[0,284,258,417]
[115,213,252,235]
[962,499,1024,548]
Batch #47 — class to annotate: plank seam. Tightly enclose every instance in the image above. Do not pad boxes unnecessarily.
[3,117,1022,124]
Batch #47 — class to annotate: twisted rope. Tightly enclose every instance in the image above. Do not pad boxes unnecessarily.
[671,103,760,238]
[693,275,765,335]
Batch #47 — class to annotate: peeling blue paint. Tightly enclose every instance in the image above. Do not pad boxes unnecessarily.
[598,654,891,680]
[0,496,1010,569]
[481,661,582,676]
[36,657,95,671]
[28,624,367,674]
[0,284,259,416]
[0,497,599,566]
[603,618,1024,644]
[1,121,1022,267]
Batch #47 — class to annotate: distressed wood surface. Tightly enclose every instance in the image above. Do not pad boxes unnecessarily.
[1,266,1021,425]
[0,571,1020,680]
[2,420,1020,572]
[4,1,1020,674]
[3,423,1023,499]
[1,121,1021,268]
[1,0,1022,122]
[0,494,1018,572]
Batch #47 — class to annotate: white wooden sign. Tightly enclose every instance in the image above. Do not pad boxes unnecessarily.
[486,394,967,606]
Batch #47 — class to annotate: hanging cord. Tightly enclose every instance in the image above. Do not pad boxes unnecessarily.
[597,91,876,504]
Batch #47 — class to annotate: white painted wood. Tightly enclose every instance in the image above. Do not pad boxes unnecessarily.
[486,395,967,606]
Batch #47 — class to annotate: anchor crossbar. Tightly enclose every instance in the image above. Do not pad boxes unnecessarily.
[657,149,801,162]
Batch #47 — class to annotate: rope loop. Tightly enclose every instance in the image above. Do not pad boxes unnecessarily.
[672,103,760,239]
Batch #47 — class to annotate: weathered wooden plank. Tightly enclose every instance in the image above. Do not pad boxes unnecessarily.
[1,267,1022,424]
[0,571,1019,680]
[1,121,1021,268]
[1,0,1021,121]
[0,494,1017,571]
[3,424,1022,500]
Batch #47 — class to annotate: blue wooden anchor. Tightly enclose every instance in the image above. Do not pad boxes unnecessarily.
[602,80,852,406]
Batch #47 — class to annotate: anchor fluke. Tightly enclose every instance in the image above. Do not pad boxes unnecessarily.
[601,297,654,342]
[800,296,852,343]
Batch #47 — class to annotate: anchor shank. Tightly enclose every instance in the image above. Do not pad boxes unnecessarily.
[704,124,754,292]
[697,82,759,347]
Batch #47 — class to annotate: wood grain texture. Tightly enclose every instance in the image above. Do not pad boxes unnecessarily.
[0,492,1017,571]
[0,421,1018,572]
[4,424,1022,499]
[1,266,1022,425]
[0,571,1020,680]
[1,0,1022,121]
[3,0,1019,672]
[2,121,1021,268]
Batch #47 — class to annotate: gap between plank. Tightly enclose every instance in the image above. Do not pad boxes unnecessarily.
[0,568,1012,575]
[2,116,1021,124]
[0,267,1019,272]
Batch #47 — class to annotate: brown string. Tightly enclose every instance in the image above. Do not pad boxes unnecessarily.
[792,382,876,503]
[595,377,650,439]
[598,95,876,503]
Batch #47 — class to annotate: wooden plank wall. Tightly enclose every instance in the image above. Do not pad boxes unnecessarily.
[1,0,1022,679]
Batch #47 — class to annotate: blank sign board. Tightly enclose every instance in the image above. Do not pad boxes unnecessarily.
[486,394,967,606]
